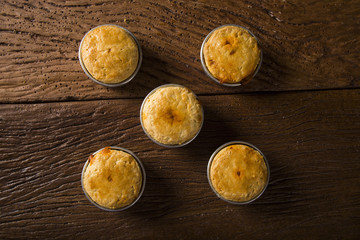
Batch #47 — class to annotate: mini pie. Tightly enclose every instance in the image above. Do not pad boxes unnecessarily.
[203,25,261,84]
[82,147,142,209]
[80,25,139,83]
[141,85,203,145]
[210,144,268,202]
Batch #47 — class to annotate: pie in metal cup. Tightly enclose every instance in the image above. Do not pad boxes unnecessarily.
[140,84,204,148]
[81,146,146,211]
[79,24,143,87]
[200,24,263,87]
[207,141,270,204]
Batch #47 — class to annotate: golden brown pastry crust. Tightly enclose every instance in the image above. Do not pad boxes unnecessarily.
[81,25,139,83]
[142,86,203,145]
[210,144,268,202]
[203,26,260,84]
[83,147,142,209]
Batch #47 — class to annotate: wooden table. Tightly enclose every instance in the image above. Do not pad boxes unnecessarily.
[1,0,359,239]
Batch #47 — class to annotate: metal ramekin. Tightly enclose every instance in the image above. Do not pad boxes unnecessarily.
[140,84,204,148]
[200,24,263,87]
[207,141,270,204]
[79,24,143,87]
[81,146,146,211]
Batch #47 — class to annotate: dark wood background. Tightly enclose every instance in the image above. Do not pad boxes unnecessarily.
[1,0,359,239]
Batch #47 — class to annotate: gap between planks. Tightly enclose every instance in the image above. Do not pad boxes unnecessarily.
[1,86,359,105]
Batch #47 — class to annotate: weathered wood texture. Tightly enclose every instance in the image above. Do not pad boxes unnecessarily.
[1,0,359,103]
[1,90,359,239]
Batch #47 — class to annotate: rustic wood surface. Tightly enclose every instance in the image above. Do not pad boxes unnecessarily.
[1,0,359,103]
[1,0,360,239]
[1,90,360,239]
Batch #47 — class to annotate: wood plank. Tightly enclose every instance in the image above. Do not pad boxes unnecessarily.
[1,0,359,103]
[1,89,359,239]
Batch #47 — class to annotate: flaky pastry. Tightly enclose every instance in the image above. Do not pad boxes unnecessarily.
[141,86,203,145]
[81,25,139,83]
[83,147,142,209]
[210,144,268,202]
[203,25,260,84]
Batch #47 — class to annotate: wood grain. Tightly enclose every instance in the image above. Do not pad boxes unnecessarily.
[1,89,359,239]
[1,0,359,103]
